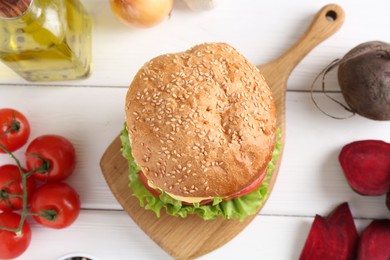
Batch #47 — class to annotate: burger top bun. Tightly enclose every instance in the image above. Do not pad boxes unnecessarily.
[125,42,276,198]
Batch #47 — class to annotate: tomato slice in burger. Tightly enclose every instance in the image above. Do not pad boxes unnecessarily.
[225,169,267,200]
[138,169,267,205]
[138,171,161,197]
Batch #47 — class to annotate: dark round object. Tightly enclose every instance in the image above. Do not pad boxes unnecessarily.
[338,41,390,120]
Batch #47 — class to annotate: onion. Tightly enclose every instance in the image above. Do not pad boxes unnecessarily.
[110,0,173,28]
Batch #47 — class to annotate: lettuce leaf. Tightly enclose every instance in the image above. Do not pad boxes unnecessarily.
[120,125,281,221]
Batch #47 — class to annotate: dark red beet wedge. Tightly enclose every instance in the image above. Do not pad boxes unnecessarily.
[327,203,359,259]
[300,203,358,260]
[358,219,390,260]
[339,140,390,196]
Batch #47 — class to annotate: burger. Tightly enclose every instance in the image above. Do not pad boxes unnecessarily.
[121,42,281,220]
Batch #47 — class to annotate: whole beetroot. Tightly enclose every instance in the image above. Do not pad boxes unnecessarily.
[337,41,390,120]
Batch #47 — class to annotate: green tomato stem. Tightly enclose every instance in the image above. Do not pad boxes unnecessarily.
[0,111,20,139]
[1,191,23,199]
[0,190,14,209]
[0,178,23,201]
[27,153,51,175]
[0,143,28,235]
[28,209,58,221]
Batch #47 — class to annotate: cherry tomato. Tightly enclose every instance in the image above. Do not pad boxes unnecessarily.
[226,169,267,200]
[25,135,76,182]
[0,165,36,211]
[0,108,30,153]
[0,212,32,259]
[30,182,80,229]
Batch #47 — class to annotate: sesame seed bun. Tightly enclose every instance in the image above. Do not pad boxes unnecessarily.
[125,42,276,198]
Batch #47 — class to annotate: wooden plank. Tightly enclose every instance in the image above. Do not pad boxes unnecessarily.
[16,209,372,260]
[17,210,171,260]
[0,87,388,218]
[0,1,388,260]
[1,0,390,91]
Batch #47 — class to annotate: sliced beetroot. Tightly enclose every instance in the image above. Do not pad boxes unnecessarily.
[327,203,359,258]
[300,202,358,260]
[358,219,390,260]
[339,140,390,196]
[300,216,335,260]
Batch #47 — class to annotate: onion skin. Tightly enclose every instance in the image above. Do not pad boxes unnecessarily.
[110,0,173,28]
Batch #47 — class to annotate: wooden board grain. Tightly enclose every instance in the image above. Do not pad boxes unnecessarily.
[100,4,344,259]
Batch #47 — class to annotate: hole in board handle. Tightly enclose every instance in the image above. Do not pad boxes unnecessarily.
[325,10,337,21]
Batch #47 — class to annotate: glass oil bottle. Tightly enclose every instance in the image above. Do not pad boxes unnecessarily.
[0,0,93,82]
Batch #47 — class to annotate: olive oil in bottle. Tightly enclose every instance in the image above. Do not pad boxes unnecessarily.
[0,0,92,82]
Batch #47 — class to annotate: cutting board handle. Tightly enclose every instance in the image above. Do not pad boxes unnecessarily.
[269,4,345,78]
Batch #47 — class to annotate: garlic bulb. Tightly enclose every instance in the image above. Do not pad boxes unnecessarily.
[183,0,219,11]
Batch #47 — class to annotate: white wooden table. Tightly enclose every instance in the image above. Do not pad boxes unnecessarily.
[1,0,389,259]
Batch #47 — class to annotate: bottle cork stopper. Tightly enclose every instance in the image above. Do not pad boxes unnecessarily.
[0,0,32,18]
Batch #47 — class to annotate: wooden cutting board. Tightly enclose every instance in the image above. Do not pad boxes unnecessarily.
[100,4,344,259]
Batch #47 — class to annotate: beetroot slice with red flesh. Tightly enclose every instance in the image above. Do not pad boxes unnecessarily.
[300,202,358,260]
[358,219,390,260]
[339,140,390,196]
